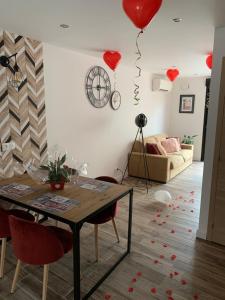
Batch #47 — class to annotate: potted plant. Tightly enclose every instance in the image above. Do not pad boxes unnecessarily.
[40,154,70,191]
[182,135,198,145]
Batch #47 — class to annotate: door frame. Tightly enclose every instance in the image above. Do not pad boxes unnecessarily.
[207,57,225,240]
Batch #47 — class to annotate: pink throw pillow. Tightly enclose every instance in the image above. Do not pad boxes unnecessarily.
[161,138,180,153]
[166,137,181,150]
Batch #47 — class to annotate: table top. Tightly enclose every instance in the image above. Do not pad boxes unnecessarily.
[0,174,132,225]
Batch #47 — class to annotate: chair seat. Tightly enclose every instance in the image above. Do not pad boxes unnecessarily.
[46,226,73,254]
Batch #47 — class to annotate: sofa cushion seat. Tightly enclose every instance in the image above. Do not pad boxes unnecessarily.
[180,149,193,161]
[168,153,185,169]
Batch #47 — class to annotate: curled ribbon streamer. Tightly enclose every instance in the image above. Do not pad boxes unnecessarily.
[114,71,117,91]
[134,30,143,105]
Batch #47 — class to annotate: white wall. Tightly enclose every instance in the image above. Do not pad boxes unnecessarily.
[43,43,172,178]
[198,26,225,239]
[169,77,206,161]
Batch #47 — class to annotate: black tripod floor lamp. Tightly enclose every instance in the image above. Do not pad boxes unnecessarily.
[121,113,150,193]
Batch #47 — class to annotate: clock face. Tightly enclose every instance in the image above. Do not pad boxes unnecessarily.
[111,91,121,110]
[85,66,111,108]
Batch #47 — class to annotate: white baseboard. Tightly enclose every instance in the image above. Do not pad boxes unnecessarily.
[196,229,207,240]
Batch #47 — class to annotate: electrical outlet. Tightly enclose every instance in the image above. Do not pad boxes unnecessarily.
[2,142,16,152]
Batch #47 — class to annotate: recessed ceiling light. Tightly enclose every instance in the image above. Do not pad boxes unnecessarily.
[172,18,182,23]
[60,24,70,29]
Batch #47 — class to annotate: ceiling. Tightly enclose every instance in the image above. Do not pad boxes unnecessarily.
[0,0,225,77]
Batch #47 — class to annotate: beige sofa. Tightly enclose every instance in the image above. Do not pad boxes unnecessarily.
[128,134,194,183]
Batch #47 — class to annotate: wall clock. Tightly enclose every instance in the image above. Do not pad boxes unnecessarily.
[111,91,121,110]
[85,66,111,108]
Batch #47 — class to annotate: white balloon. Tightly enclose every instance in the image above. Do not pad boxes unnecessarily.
[154,190,172,202]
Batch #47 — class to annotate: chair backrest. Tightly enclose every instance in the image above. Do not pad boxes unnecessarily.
[95,176,118,184]
[95,176,118,218]
[9,216,64,265]
[0,208,11,238]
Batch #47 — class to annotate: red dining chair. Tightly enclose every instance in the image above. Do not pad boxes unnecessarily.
[0,208,35,278]
[87,176,120,261]
[9,215,73,300]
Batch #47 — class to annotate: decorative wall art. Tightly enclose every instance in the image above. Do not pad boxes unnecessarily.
[179,95,195,114]
[0,30,47,177]
[85,66,111,108]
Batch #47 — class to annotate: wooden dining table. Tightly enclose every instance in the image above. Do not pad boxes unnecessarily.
[0,174,133,300]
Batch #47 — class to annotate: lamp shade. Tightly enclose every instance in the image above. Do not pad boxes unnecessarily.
[135,114,147,128]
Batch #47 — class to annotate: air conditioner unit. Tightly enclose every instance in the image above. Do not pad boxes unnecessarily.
[152,78,172,92]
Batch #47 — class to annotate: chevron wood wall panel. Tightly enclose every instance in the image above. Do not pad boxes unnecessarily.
[0,30,47,177]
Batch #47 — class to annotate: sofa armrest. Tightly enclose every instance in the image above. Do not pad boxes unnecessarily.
[128,152,171,183]
[181,144,194,150]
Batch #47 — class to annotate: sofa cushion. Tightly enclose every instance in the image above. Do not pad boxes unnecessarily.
[180,149,193,161]
[146,143,161,155]
[167,154,185,169]
[166,137,181,150]
[161,138,180,153]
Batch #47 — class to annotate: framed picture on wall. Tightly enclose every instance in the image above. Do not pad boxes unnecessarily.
[179,95,195,113]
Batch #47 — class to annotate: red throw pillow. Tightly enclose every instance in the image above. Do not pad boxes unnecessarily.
[161,138,180,153]
[146,143,161,155]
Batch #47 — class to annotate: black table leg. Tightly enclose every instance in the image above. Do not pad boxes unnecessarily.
[71,223,81,300]
[127,189,133,253]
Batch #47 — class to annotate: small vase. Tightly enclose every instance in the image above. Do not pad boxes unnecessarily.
[50,181,65,191]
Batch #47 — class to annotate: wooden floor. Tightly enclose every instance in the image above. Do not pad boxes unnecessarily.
[1,163,225,300]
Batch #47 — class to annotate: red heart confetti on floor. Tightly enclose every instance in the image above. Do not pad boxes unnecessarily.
[151,240,155,244]
[154,260,159,264]
[104,293,112,300]
[160,255,165,259]
[168,297,174,300]
[169,273,174,278]
[150,288,157,294]
[156,214,161,217]
[136,272,142,277]
[163,244,168,248]
[171,254,177,261]
[174,271,179,276]
[162,221,167,224]
[171,230,175,234]
[181,279,187,285]
[193,293,199,299]
[131,278,137,283]
[128,287,134,293]
[166,289,173,296]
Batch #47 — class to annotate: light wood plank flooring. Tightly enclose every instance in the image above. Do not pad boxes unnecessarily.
[1,163,225,300]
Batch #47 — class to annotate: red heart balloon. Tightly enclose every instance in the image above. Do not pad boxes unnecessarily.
[166,69,180,82]
[206,54,213,69]
[123,0,163,30]
[103,51,121,71]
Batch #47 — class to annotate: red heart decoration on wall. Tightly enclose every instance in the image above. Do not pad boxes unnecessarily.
[122,0,163,30]
[206,54,213,69]
[103,51,121,71]
[166,69,180,82]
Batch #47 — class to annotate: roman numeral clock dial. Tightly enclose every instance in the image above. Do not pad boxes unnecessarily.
[85,66,111,108]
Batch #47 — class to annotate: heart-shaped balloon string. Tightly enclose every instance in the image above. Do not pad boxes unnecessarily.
[166,69,180,82]
[206,54,213,70]
[122,0,163,30]
[103,51,121,71]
